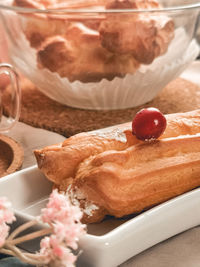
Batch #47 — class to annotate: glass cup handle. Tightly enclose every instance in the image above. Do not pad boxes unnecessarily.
[0,63,21,132]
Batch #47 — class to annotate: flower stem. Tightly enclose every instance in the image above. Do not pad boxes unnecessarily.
[0,248,16,256]
[8,219,38,241]
[5,244,47,266]
[7,227,52,246]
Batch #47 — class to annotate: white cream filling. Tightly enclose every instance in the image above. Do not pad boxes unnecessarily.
[66,185,99,217]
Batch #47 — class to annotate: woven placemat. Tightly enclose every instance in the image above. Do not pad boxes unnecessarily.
[3,77,200,137]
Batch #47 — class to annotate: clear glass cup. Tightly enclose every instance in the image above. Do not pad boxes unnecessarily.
[0,63,21,132]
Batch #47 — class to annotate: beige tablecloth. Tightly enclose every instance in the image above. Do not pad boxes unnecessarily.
[5,61,200,267]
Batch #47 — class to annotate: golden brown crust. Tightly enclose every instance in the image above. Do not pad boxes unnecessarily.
[37,23,139,82]
[99,0,174,64]
[14,0,106,9]
[13,0,46,9]
[34,130,136,185]
[24,18,68,48]
[12,0,106,48]
[13,0,70,48]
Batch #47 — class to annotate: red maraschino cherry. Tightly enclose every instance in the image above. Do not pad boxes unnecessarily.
[132,107,167,141]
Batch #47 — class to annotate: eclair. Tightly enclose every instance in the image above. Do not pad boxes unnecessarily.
[34,109,200,223]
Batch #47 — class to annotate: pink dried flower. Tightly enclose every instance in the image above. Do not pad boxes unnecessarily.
[39,236,52,263]
[39,235,76,267]
[0,197,15,224]
[0,197,16,248]
[41,189,83,224]
[39,189,86,266]
[53,221,85,250]
[58,247,76,267]
[0,223,9,247]
[0,191,86,267]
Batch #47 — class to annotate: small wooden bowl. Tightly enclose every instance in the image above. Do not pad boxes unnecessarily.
[0,135,24,178]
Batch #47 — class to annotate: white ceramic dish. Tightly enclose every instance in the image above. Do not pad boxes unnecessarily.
[0,166,200,267]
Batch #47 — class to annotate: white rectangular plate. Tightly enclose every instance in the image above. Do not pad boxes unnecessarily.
[0,166,200,267]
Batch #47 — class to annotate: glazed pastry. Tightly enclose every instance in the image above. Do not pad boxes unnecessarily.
[99,0,174,64]
[34,109,200,223]
[13,0,69,48]
[22,17,68,48]
[37,23,139,82]
[13,0,175,81]
[13,0,47,9]
[14,0,106,9]
[13,0,105,48]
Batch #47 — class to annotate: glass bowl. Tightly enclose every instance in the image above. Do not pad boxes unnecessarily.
[0,0,200,110]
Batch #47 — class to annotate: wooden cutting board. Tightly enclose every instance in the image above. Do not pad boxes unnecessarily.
[3,77,200,137]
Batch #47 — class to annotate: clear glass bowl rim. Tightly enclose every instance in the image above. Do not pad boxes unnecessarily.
[0,2,200,14]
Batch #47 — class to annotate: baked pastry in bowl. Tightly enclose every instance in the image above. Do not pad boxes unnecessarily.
[0,0,199,109]
[34,109,200,223]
